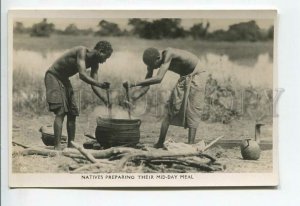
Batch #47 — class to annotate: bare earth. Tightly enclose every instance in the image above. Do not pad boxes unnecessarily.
[12,113,273,173]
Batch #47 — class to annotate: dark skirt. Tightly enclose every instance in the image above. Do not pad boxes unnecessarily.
[44,71,79,116]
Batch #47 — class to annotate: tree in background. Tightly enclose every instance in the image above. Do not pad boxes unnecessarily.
[225,20,262,41]
[267,25,274,40]
[30,19,55,37]
[95,20,123,36]
[128,18,148,36]
[190,22,210,39]
[63,23,80,35]
[79,28,94,35]
[23,18,273,42]
[128,18,186,39]
[208,20,264,42]
[14,22,26,34]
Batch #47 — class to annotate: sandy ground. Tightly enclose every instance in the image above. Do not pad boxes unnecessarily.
[11,113,273,173]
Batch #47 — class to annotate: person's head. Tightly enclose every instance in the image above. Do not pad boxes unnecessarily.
[142,47,162,69]
[94,41,113,63]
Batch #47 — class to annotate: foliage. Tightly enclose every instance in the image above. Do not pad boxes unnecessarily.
[30,19,55,37]
[63,24,80,35]
[207,20,272,42]
[190,22,210,39]
[95,20,123,36]
[128,18,147,36]
[128,18,186,39]
[14,22,26,34]
[15,19,274,42]
[267,25,274,39]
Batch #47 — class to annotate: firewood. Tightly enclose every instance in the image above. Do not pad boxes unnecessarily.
[21,147,59,157]
[147,159,219,172]
[203,136,224,151]
[62,152,87,160]
[115,151,218,172]
[62,147,139,159]
[70,141,98,163]
[84,133,97,140]
[12,141,30,148]
[72,160,115,173]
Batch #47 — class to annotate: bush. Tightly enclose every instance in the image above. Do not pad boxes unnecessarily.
[95,20,123,36]
[190,22,210,39]
[128,18,186,39]
[63,24,80,35]
[208,20,263,42]
[30,19,55,37]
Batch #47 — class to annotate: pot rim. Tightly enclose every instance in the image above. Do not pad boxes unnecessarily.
[97,117,142,125]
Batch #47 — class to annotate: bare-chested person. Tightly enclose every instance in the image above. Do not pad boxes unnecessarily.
[44,41,113,150]
[123,47,206,149]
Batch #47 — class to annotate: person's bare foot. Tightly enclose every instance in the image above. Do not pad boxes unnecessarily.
[54,145,62,150]
[196,140,206,152]
[153,142,166,149]
[67,144,75,149]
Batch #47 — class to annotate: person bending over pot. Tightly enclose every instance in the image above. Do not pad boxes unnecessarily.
[123,47,207,149]
[44,41,113,150]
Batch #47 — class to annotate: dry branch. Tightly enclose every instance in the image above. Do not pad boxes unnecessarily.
[84,134,97,140]
[62,147,139,159]
[204,136,224,151]
[71,141,98,163]
[21,147,59,157]
[12,141,30,148]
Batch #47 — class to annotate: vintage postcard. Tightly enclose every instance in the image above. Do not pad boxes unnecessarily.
[9,10,278,187]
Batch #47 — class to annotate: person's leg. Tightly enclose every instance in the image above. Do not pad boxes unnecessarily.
[67,114,76,148]
[188,127,197,144]
[188,127,205,151]
[54,114,65,150]
[154,116,170,148]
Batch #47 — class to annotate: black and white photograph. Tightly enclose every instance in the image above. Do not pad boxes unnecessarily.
[9,10,278,187]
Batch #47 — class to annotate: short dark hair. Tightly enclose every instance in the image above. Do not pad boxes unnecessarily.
[94,41,113,53]
[143,47,160,66]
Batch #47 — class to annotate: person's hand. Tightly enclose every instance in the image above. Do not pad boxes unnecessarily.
[123,81,130,89]
[123,100,134,109]
[123,81,135,88]
[107,102,112,109]
[99,82,110,89]
[103,99,112,109]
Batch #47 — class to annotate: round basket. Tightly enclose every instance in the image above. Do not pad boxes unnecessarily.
[95,117,141,148]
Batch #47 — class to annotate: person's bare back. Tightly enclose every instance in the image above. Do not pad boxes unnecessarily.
[162,48,199,76]
[50,46,89,79]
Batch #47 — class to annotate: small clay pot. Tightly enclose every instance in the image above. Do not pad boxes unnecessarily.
[41,133,67,146]
[240,138,261,160]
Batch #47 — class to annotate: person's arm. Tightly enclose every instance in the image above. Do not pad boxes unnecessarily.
[76,49,106,88]
[131,50,172,87]
[130,68,153,101]
[131,61,170,87]
[90,64,109,105]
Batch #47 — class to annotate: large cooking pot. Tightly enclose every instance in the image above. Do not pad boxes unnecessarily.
[95,117,141,148]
